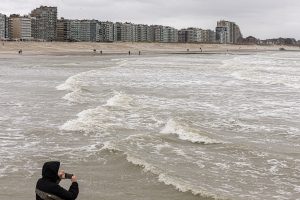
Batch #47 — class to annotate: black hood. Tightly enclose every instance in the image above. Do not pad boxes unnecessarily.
[42,161,60,182]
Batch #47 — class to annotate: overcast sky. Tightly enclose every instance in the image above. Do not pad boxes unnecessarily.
[1,0,299,40]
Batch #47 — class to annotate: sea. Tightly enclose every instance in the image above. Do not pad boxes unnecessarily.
[0,51,299,200]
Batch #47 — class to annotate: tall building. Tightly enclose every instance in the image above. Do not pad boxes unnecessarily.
[90,20,100,42]
[162,26,178,43]
[216,20,242,44]
[99,21,115,42]
[200,29,216,43]
[178,28,215,43]
[69,19,100,42]
[216,26,227,44]
[178,28,202,43]
[148,25,178,43]
[149,25,163,42]
[0,13,8,39]
[79,20,92,42]
[69,20,80,41]
[30,6,57,41]
[8,14,32,40]
[136,24,150,42]
[57,18,71,41]
[115,22,136,42]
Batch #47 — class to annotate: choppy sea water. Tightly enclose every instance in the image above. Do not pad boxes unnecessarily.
[0,52,299,200]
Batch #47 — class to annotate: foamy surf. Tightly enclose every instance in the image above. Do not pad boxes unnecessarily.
[60,106,111,133]
[104,91,133,108]
[100,143,221,200]
[56,71,93,91]
[160,119,223,144]
[56,70,98,103]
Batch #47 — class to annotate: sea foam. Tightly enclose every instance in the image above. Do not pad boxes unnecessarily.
[160,119,222,144]
[105,92,133,108]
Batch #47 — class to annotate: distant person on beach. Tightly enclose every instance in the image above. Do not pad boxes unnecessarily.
[36,161,79,200]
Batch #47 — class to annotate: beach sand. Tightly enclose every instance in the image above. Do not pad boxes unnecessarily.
[0,41,299,56]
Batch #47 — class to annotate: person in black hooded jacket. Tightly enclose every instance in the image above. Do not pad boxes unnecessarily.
[36,161,79,200]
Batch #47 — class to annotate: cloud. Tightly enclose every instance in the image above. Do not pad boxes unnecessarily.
[0,0,299,39]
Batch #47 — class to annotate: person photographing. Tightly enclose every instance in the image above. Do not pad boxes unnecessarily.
[36,161,79,200]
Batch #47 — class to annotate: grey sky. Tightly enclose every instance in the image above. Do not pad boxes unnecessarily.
[1,0,299,40]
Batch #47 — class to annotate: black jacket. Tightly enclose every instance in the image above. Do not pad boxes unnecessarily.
[36,161,79,200]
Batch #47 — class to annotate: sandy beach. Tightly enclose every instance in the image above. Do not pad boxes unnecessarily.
[0,41,299,56]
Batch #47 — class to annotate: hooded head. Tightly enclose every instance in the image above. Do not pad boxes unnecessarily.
[42,161,60,182]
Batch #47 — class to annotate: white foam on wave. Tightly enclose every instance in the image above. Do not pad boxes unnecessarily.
[62,90,90,103]
[125,152,219,199]
[160,119,223,144]
[60,106,110,133]
[56,71,90,91]
[158,173,218,198]
[267,159,288,174]
[56,70,98,103]
[105,92,133,108]
[95,137,222,199]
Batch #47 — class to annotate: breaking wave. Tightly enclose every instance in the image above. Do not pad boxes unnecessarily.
[104,91,133,108]
[56,70,97,103]
[160,119,223,144]
[100,142,220,200]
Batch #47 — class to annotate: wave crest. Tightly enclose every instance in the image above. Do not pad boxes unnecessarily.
[101,145,221,199]
[105,92,133,108]
[160,119,223,144]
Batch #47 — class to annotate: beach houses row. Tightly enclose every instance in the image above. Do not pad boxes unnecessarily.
[0,6,241,44]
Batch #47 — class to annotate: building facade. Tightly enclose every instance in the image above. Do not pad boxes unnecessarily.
[136,24,151,42]
[149,25,163,42]
[57,18,71,41]
[0,13,8,39]
[99,21,115,42]
[8,14,32,40]
[68,19,100,42]
[216,20,242,44]
[162,26,178,43]
[30,6,57,41]
[201,29,216,43]
[114,22,136,42]
[178,28,215,43]
[178,28,201,43]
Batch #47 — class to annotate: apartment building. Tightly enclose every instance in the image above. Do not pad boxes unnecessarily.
[30,6,57,41]
[216,20,242,44]
[99,21,115,42]
[162,26,178,43]
[149,25,163,42]
[136,24,151,42]
[178,28,215,43]
[8,14,32,40]
[201,29,216,43]
[115,22,136,42]
[68,19,100,42]
[57,18,71,41]
[0,13,8,39]
[178,28,201,43]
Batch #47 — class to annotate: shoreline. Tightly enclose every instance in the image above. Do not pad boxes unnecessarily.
[0,42,300,56]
